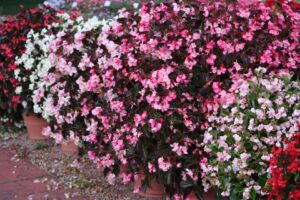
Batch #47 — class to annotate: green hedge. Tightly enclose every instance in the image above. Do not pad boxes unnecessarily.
[0,0,43,15]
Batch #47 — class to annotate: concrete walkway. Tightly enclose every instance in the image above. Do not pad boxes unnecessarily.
[0,148,85,200]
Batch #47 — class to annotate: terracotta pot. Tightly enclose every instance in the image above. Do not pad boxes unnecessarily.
[61,140,78,155]
[22,114,48,140]
[187,190,215,200]
[134,171,166,198]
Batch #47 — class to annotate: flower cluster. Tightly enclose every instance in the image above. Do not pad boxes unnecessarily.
[15,12,81,115]
[0,6,59,126]
[202,69,300,199]
[84,2,213,198]
[37,15,106,145]
[0,0,298,199]
[268,126,300,200]
[199,0,299,73]
[80,0,300,198]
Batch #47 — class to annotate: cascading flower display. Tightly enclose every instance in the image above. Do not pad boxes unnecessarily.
[0,0,297,199]
[84,0,299,198]
[0,6,59,126]
[34,15,106,146]
[15,12,81,115]
[85,2,213,198]
[202,68,300,199]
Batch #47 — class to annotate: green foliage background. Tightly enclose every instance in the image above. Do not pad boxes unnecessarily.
[0,0,43,15]
[1,0,299,16]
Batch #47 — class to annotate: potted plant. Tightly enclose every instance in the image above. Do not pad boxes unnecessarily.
[202,69,300,199]
[0,6,60,138]
[85,2,216,199]
[30,14,107,153]
[15,11,84,142]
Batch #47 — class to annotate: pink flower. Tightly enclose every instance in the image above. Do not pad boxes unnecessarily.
[134,111,147,127]
[158,157,172,172]
[128,53,137,67]
[171,143,188,156]
[110,100,125,113]
[157,47,172,61]
[206,54,216,65]
[242,32,253,41]
[176,74,187,84]
[88,151,97,161]
[52,133,63,144]
[74,32,85,43]
[217,151,231,162]
[42,126,52,137]
[112,139,125,151]
[268,22,280,36]
[212,82,223,93]
[148,162,157,173]
[238,0,258,6]
[92,107,103,117]
[237,9,250,19]
[81,105,90,116]
[87,133,98,144]
[86,74,100,91]
[149,118,162,133]
[120,172,132,184]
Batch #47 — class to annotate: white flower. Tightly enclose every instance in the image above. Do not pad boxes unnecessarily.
[104,1,111,7]
[133,3,139,9]
[15,86,22,94]
[233,134,241,142]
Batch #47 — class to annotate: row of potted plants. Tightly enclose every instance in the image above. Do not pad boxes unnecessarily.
[0,0,299,199]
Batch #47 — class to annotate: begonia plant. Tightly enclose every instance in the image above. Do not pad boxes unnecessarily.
[202,68,300,199]
[0,5,59,127]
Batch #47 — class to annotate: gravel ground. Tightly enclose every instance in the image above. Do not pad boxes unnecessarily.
[0,131,164,200]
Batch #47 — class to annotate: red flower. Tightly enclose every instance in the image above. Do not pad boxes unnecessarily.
[268,126,300,200]
[0,6,60,126]
[290,1,300,11]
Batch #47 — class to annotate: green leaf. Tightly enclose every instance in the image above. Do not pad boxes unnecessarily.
[180,180,193,189]
[282,76,291,86]
[250,188,256,200]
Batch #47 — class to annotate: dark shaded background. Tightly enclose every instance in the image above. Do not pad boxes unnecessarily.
[0,0,43,15]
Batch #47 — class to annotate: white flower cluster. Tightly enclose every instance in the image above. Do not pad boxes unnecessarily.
[44,0,65,8]
[201,70,300,199]
[14,13,84,115]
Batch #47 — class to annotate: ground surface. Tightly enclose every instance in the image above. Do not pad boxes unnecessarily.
[0,132,158,200]
[0,147,84,200]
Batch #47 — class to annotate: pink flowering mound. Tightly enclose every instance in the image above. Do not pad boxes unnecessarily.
[268,126,300,200]
[196,0,299,73]
[88,2,211,198]
[83,0,300,198]
[36,16,103,145]
[0,6,59,127]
